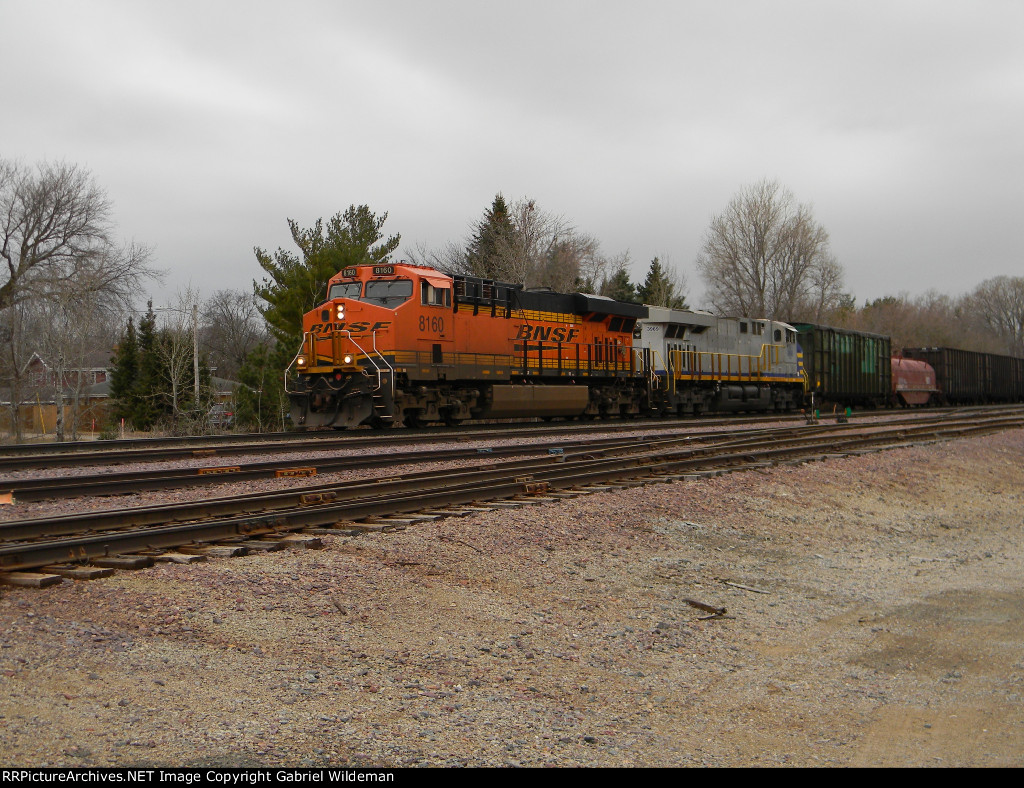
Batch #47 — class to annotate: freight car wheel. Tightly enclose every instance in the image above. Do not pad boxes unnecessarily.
[442,412,463,427]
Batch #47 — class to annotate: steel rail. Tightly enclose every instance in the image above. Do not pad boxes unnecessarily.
[4,408,1015,499]
[0,427,820,542]
[2,413,1020,545]
[2,403,1020,472]
[1,414,1021,573]
[0,415,800,471]
[0,425,805,501]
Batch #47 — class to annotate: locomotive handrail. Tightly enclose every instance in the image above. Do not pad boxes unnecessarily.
[283,332,315,394]
[641,348,671,394]
[371,329,396,399]
[343,330,391,396]
[517,340,635,377]
[670,343,785,383]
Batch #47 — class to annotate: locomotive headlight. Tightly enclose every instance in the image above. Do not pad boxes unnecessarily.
[343,354,353,365]
[296,355,307,368]
[335,304,345,320]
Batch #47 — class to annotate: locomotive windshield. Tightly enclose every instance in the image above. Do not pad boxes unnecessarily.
[326,278,414,307]
[328,281,362,300]
[363,278,413,306]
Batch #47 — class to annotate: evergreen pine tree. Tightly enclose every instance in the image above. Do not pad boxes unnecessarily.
[108,318,139,426]
[133,301,164,429]
[637,256,688,309]
[600,267,637,303]
[234,344,287,432]
[465,194,513,280]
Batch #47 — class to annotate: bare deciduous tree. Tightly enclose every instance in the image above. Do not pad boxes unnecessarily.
[1,160,152,306]
[29,276,122,441]
[0,158,159,441]
[963,276,1024,356]
[200,289,268,380]
[405,240,467,275]
[155,288,203,422]
[697,179,843,321]
[412,196,609,292]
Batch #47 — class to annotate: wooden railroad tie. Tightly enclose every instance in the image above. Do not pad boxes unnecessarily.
[0,571,63,588]
[276,467,317,478]
[42,565,115,580]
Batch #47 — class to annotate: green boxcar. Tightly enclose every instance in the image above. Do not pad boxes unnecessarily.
[793,323,892,407]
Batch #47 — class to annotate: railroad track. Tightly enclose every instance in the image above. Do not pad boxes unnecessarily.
[0,404,1016,473]
[4,408,1018,500]
[0,426,784,501]
[1,410,1021,586]
[0,413,806,473]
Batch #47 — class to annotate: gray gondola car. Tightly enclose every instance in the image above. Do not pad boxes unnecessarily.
[792,323,892,408]
[901,347,1024,404]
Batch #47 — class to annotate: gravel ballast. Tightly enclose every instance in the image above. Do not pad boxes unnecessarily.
[1,428,1022,767]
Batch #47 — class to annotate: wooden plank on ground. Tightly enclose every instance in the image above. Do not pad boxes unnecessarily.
[152,552,207,564]
[237,540,286,551]
[279,534,324,549]
[91,555,155,569]
[0,571,63,588]
[42,565,115,580]
[178,545,249,557]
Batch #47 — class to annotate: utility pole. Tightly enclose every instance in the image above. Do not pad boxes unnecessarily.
[192,303,200,399]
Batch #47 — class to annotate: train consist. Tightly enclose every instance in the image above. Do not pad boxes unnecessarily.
[286,262,1023,429]
[287,262,803,428]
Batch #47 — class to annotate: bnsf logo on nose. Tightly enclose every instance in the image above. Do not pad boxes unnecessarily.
[515,325,579,342]
[311,321,391,335]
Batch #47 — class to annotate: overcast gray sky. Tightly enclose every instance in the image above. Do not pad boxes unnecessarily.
[4,0,1022,310]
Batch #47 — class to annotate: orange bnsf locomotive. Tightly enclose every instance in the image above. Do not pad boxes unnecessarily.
[287,262,649,429]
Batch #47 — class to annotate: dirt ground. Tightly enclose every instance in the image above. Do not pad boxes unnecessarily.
[1,428,1022,767]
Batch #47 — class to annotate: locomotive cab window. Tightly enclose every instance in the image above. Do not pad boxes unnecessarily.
[739,322,748,333]
[363,278,413,306]
[421,281,451,307]
[328,281,362,300]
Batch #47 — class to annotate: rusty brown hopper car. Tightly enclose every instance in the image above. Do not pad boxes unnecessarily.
[891,356,940,406]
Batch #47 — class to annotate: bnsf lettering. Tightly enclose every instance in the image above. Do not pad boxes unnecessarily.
[310,321,391,335]
[514,325,580,342]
